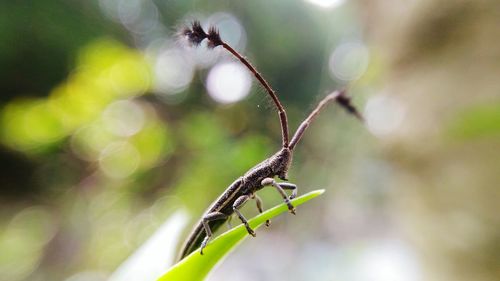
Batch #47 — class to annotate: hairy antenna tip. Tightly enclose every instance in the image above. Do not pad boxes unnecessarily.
[182,20,207,46]
[207,26,223,48]
[181,21,224,49]
[334,90,364,122]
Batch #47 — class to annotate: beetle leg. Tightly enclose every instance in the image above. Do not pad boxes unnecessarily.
[261,178,296,214]
[279,182,298,200]
[200,211,227,255]
[233,195,256,236]
[254,194,270,226]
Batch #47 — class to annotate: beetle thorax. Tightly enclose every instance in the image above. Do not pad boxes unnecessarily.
[271,147,292,180]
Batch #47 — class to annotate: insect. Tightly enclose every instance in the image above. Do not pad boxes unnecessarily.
[178,21,363,260]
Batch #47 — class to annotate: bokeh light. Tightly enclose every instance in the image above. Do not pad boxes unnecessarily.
[0,207,56,280]
[206,61,252,104]
[364,95,406,137]
[99,0,161,36]
[109,58,151,96]
[71,123,117,161]
[329,41,370,81]
[207,13,247,52]
[304,0,345,9]
[118,0,159,35]
[355,241,421,281]
[103,100,145,137]
[99,141,141,179]
[0,39,152,153]
[0,98,65,151]
[154,48,195,95]
[99,0,122,22]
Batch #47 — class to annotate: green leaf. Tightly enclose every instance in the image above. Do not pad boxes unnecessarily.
[157,189,325,281]
[447,102,500,140]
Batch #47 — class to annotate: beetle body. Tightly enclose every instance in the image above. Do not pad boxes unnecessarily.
[178,21,362,260]
[179,148,292,259]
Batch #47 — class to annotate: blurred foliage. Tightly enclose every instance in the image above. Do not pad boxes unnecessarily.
[359,1,500,281]
[447,102,500,140]
[1,39,152,153]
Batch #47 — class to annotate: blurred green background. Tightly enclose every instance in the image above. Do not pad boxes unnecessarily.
[1,1,498,281]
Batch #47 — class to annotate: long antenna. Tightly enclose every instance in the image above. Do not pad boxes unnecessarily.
[182,21,290,148]
[289,90,363,150]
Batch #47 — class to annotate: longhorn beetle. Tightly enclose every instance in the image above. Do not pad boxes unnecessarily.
[178,21,363,260]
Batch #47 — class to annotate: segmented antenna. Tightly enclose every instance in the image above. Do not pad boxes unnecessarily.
[182,22,363,150]
[182,21,290,148]
[289,90,363,150]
